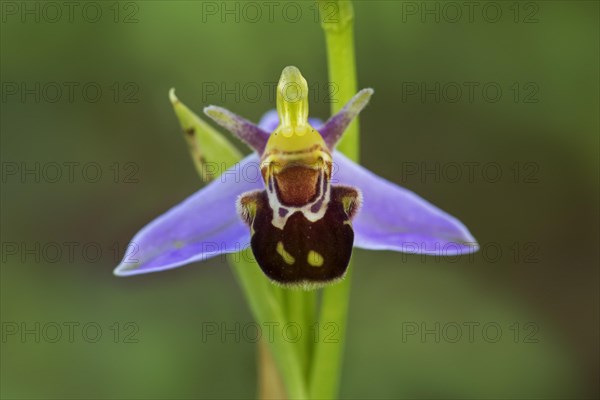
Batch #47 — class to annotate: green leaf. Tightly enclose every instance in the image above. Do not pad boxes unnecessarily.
[169,88,242,182]
[230,255,309,399]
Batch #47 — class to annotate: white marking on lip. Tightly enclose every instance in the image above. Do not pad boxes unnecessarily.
[265,160,331,230]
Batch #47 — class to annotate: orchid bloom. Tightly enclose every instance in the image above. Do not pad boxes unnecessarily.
[114,66,478,287]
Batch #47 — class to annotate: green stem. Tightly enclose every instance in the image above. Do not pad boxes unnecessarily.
[322,0,359,160]
[285,289,317,382]
[286,290,308,374]
[310,1,359,398]
[230,255,308,399]
[303,290,317,371]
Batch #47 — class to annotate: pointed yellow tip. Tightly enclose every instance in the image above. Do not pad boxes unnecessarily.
[280,65,304,85]
[276,66,310,132]
[169,88,178,105]
[263,67,328,155]
[278,66,308,104]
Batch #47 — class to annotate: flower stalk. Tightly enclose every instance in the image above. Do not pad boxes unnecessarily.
[230,256,308,399]
[309,1,359,398]
[321,0,359,159]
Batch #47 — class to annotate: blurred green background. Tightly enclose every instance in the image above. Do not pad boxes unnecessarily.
[1,1,598,398]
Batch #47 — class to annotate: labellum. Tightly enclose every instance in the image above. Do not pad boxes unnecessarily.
[237,67,360,288]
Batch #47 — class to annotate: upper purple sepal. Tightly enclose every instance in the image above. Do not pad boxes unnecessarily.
[206,89,372,154]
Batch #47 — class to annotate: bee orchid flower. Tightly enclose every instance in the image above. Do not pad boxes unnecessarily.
[114,66,478,287]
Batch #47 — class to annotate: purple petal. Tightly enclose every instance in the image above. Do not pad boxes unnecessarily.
[258,109,323,132]
[320,89,373,149]
[333,152,478,256]
[114,154,263,276]
[204,106,270,153]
